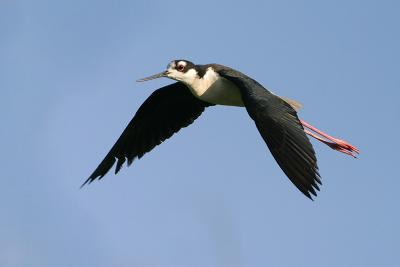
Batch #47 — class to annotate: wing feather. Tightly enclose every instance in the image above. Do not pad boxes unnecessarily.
[83,82,213,186]
[215,66,321,199]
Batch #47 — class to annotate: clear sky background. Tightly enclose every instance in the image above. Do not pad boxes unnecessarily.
[1,1,399,266]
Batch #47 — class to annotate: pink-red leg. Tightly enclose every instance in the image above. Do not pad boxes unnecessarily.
[301,120,360,158]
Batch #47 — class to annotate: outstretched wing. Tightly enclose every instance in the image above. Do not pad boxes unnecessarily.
[216,65,321,199]
[83,82,213,186]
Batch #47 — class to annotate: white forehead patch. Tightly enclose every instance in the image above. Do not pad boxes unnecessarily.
[177,61,187,68]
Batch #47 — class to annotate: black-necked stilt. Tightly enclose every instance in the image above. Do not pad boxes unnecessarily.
[83,60,359,199]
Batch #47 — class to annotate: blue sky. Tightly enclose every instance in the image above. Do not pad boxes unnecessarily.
[1,0,399,266]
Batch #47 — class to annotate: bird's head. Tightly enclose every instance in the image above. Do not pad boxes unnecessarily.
[137,59,199,85]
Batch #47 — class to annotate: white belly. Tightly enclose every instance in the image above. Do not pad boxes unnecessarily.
[186,70,244,107]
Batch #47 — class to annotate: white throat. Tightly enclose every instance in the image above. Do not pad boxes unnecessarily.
[184,67,244,107]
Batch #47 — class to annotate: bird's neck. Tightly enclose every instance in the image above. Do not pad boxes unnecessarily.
[186,67,219,98]
[185,68,244,106]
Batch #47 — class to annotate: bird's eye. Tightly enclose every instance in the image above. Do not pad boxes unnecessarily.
[177,64,185,72]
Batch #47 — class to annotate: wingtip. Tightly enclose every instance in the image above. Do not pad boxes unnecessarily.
[115,157,126,174]
[80,175,97,188]
[308,189,319,201]
[302,182,321,200]
[303,191,314,201]
[80,178,91,189]
[81,156,116,188]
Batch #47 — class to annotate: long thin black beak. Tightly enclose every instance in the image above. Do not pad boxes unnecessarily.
[136,71,167,82]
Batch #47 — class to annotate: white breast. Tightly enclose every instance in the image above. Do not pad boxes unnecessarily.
[186,68,244,107]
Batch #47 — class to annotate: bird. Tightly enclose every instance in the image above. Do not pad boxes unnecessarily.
[83,59,359,199]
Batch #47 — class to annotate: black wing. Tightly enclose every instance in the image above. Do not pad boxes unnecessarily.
[83,82,213,186]
[216,65,321,199]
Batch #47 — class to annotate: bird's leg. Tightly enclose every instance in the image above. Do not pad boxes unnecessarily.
[300,120,360,158]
